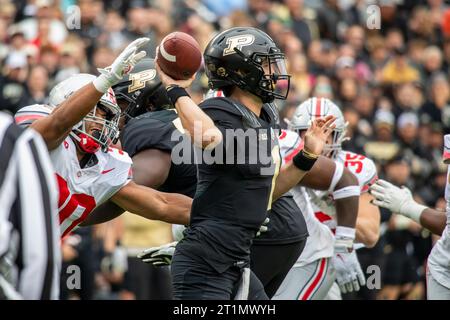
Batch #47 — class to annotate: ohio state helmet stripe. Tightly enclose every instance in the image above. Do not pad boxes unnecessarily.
[314,97,322,118]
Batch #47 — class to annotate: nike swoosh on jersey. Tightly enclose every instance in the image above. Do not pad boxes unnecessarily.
[101,168,115,174]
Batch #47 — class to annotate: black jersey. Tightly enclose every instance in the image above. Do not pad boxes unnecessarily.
[254,192,308,245]
[176,97,282,272]
[121,102,307,255]
[253,103,308,245]
[121,109,197,198]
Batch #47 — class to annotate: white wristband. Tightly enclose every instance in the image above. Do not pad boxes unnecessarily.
[92,74,110,93]
[401,201,427,223]
[335,226,356,240]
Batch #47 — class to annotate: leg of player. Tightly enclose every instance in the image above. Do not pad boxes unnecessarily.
[250,240,306,298]
[273,258,336,300]
[355,192,380,248]
[171,249,269,300]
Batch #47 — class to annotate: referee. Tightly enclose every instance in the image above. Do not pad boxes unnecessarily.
[0,111,60,300]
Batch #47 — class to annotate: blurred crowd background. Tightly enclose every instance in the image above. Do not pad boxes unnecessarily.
[1,0,450,300]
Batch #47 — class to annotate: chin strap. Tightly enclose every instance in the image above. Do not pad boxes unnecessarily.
[70,132,100,154]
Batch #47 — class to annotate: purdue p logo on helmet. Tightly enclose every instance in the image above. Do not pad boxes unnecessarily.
[204,27,291,103]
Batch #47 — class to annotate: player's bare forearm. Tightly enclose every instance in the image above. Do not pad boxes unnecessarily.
[301,157,359,229]
[155,60,222,149]
[31,83,103,150]
[273,155,336,200]
[80,200,125,226]
[272,163,308,201]
[174,96,222,149]
[299,156,335,190]
[355,193,380,247]
[419,208,447,235]
[111,181,192,225]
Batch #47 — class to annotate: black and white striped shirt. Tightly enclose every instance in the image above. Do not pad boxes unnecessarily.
[0,111,60,300]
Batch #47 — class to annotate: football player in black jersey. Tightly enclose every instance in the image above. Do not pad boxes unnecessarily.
[89,53,361,299]
[120,94,360,298]
[145,27,361,300]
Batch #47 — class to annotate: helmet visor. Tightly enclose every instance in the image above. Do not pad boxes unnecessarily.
[255,52,291,101]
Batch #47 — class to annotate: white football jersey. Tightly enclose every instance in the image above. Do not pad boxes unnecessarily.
[279,130,334,266]
[279,130,378,265]
[15,105,132,238]
[427,135,450,289]
[52,137,132,238]
[307,149,378,230]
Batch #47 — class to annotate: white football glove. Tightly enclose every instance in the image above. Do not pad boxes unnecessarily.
[137,241,177,267]
[332,227,365,294]
[369,179,427,223]
[93,37,150,93]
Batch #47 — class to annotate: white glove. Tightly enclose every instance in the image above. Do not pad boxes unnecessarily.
[172,224,186,241]
[137,241,177,267]
[369,179,427,223]
[332,227,365,294]
[93,37,150,93]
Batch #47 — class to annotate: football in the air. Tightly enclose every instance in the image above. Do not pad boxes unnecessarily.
[157,32,202,80]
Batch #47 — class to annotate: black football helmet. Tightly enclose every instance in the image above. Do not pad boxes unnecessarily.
[204,27,290,103]
[112,58,172,121]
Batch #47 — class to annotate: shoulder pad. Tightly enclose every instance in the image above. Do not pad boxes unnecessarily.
[262,103,280,128]
[279,130,303,164]
[200,97,267,129]
[15,104,52,127]
[340,151,378,192]
[121,110,181,157]
[106,147,132,165]
[199,97,242,116]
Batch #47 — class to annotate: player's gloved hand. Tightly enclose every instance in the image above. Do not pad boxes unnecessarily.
[256,217,270,237]
[137,241,177,266]
[369,179,427,223]
[332,227,365,294]
[93,37,150,93]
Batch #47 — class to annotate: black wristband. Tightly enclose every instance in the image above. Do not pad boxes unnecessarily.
[292,149,318,171]
[166,84,190,105]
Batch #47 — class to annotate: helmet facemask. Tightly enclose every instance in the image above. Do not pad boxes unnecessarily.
[73,102,120,153]
[322,124,349,159]
[232,47,291,103]
[114,91,137,123]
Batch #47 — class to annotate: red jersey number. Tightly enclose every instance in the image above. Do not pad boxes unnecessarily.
[344,153,365,174]
[56,174,96,237]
